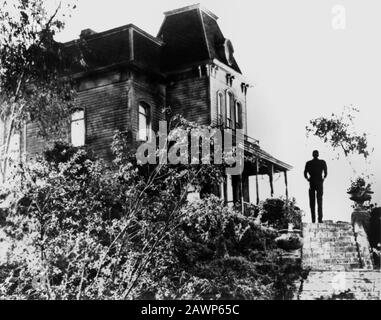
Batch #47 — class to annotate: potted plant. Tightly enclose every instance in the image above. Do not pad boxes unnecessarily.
[275,223,303,251]
[347,177,373,207]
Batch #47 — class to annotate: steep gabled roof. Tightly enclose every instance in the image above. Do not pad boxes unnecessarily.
[158,4,241,73]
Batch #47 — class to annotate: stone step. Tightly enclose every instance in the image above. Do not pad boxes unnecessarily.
[303,225,353,230]
[304,236,355,240]
[299,220,378,299]
[304,229,354,234]
[303,240,357,246]
[302,256,360,262]
[297,271,381,300]
[303,249,359,255]
[301,221,362,271]
[303,256,359,261]
[303,224,353,231]
[304,231,353,235]
[303,228,354,234]
[300,290,381,300]
[303,246,357,251]
[303,220,351,225]
[303,221,352,226]
[303,232,354,237]
[302,263,362,271]
[303,245,358,251]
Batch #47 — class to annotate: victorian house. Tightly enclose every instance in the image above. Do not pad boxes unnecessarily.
[12,4,292,208]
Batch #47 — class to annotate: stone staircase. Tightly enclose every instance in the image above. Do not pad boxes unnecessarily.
[297,221,381,300]
[302,221,365,270]
[300,270,381,300]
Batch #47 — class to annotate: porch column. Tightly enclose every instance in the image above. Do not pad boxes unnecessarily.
[226,174,234,207]
[241,174,250,215]
[242,174,250,203]
[220,182,225,201]
[255,158,260,205]
[284,170,289,202]
[269,164,274,198]
[240,174,244,214]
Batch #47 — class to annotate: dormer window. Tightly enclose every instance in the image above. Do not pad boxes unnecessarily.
[224,39,235,66]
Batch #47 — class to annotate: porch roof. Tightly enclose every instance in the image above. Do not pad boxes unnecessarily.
[239,135,293,175]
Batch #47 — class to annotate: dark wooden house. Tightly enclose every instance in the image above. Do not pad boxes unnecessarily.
[20,4,293,207]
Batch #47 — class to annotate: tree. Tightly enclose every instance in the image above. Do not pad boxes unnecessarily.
[0,0,77,183]
[306,106,372,160]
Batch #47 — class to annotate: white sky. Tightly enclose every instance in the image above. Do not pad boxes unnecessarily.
[55,0,381,222]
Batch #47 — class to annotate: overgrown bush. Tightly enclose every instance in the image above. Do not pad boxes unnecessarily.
[136,196,304,300]
[258,198,303,230]
[0,129,305,299]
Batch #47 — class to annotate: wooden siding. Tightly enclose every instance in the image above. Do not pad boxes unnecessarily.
[78,79,129,161]
[167,75,210,126]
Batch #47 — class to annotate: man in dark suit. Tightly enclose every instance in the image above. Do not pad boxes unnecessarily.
[304,150,328,223]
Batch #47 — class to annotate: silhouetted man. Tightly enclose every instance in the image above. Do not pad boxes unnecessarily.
[304,150,327,223]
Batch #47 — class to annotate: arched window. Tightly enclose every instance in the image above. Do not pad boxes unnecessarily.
[138,102,151,141]
[226,91,235,128]
[71,109,85,147]
[235,102,243,129]
[217,92,223,125]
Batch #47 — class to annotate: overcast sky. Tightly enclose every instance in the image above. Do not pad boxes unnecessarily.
[56,0,381,222]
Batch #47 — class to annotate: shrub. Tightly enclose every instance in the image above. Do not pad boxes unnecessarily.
[133,196,304,300]
[0,137,305,300]
[259,198,303,230]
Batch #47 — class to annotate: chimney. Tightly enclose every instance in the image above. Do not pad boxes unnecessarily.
[80,28,97,38]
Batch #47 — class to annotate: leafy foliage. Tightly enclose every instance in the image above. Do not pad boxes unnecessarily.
[0,133,305,299]
[0,0,78,182]
[138,196,304,300]
[347,177,373,194]
[257,198,303,230]
[306,106,372,159]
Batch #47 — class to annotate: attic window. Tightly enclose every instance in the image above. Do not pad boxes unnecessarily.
[224,39,235,66]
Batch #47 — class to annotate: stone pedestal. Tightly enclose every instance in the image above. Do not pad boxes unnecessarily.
[351,209,370,233]
[351,209,373,270]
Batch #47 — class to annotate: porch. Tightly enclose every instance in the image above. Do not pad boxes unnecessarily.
[221,133,293,211]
